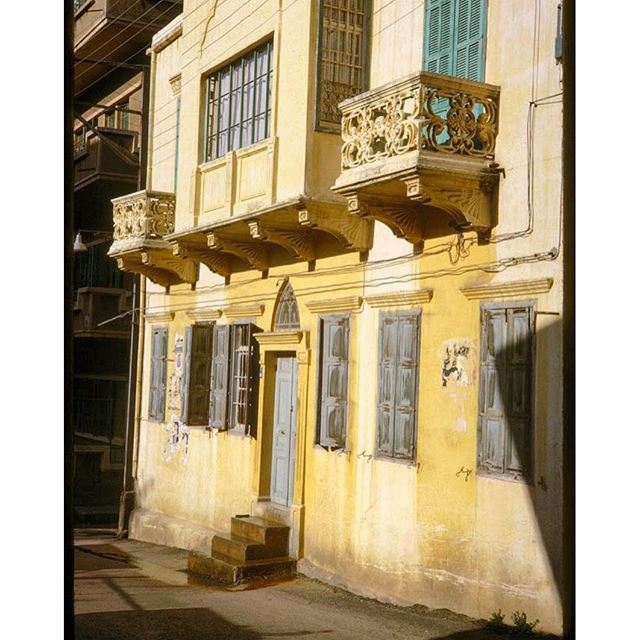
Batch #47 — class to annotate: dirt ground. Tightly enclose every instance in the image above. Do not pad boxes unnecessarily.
[73,528,556,640]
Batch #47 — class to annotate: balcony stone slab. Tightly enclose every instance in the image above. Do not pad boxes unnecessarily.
[332,71,503,245]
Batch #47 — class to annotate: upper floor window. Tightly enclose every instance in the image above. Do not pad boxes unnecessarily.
[203,40,273,162]
[316,0,370,130]
[423,0,488,82]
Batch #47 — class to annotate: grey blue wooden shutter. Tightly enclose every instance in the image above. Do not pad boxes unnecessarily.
[478,305,532,478]
[245,323,262,438]
[209,324,231,430]
[394,313,420,459]
[376,314,398,456]
[181,326,192,422]
[478,308,508,473]
[149,327,168,421]
[376,312,420,459]
[505,307,533,476]
[424,0,486,81]
[182,324,213,425]
[319,316,350,448]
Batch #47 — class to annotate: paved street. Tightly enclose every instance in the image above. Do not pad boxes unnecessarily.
[73,529,522,640]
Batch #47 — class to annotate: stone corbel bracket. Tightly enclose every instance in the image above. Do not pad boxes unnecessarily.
[172,240,232,278]
[116,248,197,288]
[207,231,269,272]
[247,220,316,262]
[296,201,373,253]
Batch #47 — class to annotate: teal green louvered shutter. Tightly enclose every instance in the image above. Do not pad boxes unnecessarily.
[318,316,350,448]
[424,0,487,81]
[453,0,487,82]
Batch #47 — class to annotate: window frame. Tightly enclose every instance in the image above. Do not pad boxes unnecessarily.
[202,39,274,163]
[374,309,421,462]
[181,322,215,426]
[476,300,536,483]
[314,0,372,133]
[315,314,351,450]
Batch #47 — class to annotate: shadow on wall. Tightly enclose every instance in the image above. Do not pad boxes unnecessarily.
[474,311,569,635]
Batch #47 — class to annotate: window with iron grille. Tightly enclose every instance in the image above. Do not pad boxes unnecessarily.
[316,0,370,131]
[203,40,273,162]
[477,303,534,481]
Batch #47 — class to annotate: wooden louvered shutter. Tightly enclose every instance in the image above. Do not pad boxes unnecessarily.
[478,308,508,473]
[376,314,398,456]
[453,0,487,82]
[149,327,168,421]
[181,326,192,422]
[183,324,213,425]
[319,316,350,448]
[505,307,533,476]
[393,312,420,459]
[209,324,231,430]
[245,323,262,438]
[424,0,455,76]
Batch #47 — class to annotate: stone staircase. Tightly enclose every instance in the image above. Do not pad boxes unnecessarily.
[187,515,296,584]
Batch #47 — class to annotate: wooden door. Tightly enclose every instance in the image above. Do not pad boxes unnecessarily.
[270,356,298,507]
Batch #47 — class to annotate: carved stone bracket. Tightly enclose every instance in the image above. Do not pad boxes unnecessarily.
[297,203,373,252]
[207,232,269,272]
[116,249,197,288]
[172,240,232,278]
[346,193,426,245]
[247,220,316,262]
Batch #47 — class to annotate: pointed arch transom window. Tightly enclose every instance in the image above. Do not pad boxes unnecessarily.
[274,282,300,331]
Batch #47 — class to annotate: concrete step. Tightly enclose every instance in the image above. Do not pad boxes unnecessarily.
[188,550,296,585]
[231,515,290,548]
[211,532,287,561]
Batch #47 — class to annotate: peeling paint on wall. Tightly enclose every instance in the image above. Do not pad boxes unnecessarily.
[163,418,189,464]
[440,338,478,433]
[168,333,184,413]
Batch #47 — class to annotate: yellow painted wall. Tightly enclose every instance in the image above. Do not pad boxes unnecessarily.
[129,0,566,634]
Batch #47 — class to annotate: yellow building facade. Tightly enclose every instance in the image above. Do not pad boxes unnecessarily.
[109,0,568,635]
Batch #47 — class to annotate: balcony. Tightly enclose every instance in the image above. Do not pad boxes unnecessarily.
[332,71,502,245]
[74,0,182,94]
[109,189,197,287]
[74,288,131,337]
[74,127,139,191]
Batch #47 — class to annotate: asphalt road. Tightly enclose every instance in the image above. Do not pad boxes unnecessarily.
[73,529,535,640]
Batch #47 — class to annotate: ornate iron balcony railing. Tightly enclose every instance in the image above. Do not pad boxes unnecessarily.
[339,71,500,171]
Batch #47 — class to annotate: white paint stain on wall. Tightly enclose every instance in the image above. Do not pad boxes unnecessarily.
[440,338,478,433]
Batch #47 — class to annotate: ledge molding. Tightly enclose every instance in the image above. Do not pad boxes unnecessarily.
[305,296,362,314]
[145,310,175,323]
[460,278,554,300]
[187,307,222,322]
[365,289,433,308]
[254,331,305,346]
[223,303,265,320]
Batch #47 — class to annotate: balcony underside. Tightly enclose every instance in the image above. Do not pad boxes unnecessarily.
[166,198,374,278]
[333,150,500,246]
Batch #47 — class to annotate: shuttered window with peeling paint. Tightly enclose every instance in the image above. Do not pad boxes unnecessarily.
[149,326,168,421]
[182,324,214,425]
[375,311,421,461]
[477,303,534,480]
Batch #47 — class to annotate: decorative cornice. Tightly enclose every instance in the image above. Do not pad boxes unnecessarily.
[187,307,222,322]
[151,14,183,53]
[305,296,362,314]
[460,278,554,300]
[223,304,265,320]
[254,331,305,346]
[169,73,182,96]
[145,310,175,323]
[365,289,433,308]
